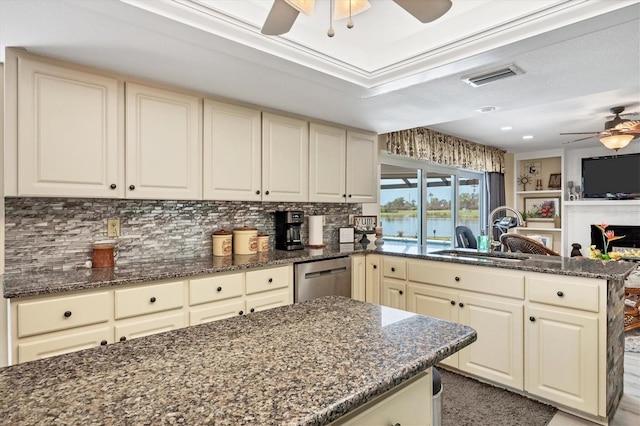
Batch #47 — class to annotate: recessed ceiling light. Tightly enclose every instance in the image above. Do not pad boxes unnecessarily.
[501,126,512,131]
[476,106,496,113]
[522,135,534,139]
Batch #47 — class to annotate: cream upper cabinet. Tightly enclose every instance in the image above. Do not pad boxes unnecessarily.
[346,130,378,203]
[309,123,347,202]
[125,82,202,200]
[262,112,309,202]
[17,56,124,197]
[203,100,262,201]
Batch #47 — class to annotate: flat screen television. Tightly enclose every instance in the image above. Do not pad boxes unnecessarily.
[581,152,640,199]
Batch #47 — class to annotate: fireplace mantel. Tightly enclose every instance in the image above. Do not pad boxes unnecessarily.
[564,201,640,256]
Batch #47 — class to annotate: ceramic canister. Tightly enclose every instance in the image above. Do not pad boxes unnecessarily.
[212,230,232,256]
[233,227,258,255]
[92,240,116,268]
[257,233,269,252]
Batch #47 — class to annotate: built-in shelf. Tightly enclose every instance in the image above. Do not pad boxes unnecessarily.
[564,200,640,206]
[516,190,562,196]
[516,227,561,232]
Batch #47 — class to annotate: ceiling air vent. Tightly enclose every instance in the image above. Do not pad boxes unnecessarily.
[462,65,525,88]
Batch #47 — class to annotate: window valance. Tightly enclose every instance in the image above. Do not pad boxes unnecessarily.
[386,127,505,173]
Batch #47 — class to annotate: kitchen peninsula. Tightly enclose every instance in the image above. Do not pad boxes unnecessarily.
[0,296,476,425]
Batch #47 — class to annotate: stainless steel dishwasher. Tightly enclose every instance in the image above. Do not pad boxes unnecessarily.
[294,256,351,303]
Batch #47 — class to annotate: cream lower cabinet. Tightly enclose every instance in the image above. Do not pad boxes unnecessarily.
[332,369,432,426]
[380,257,407,310]
[17,326,112,364]
[525,273,603,416]
[350,254,366,302]
[365,255,381,304]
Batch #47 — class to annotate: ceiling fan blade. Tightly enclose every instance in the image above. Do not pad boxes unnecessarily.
[261,0,300,35]
[393,0,452,23]
[559,132,600,135]
[562,136,598,144]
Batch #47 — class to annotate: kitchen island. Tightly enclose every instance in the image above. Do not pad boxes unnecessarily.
[0,296,476,425]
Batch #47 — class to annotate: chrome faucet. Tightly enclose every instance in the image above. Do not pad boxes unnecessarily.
[488,206,524,251]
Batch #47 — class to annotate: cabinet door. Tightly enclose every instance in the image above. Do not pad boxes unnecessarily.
[262,112,308,202]
[526,305,598,415]
[346,130,378,203]
[17,326,112,363]
[309,123,346,202]
[458,293,524,390]
[365,255,381,304]
[125,82,201,199]
[245,289,290,314]
[115,311,186,342]
[382,279,406,310]
[203,100,262,201]
[17,57,123,197]
[407,283,458,367]
[351,255,366,301]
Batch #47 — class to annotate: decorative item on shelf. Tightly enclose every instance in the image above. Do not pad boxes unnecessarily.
[519,211,528,227]
[589,223,625,260]
[523,197,559,220]
[518,174,532,191]
[525,161,542,176]
[570,243,583,257]
[553,215,561,228]
[374,226,384,247]
[548,173,561,190]
[535,179,543,190]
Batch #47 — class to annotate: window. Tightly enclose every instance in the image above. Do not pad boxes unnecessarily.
[380,154,485,249]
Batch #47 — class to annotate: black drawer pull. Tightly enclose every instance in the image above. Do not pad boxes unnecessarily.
[373,264,377,269]
[239,310,244,315]
[348,194,352,198]
[250,308,255,313]
[150,297,156,303]
[458,302,464,308]
[557,291,564,297]
[455,276,460,282]
[255,190,260,195]
[217,286,222,292]
[63,311,72,318]
[450,300,455,305]
[110,183,117,189]
[529,316,536,322]
[398,290,403,295]
[100,340,108,346]
[265,190,270,195]
[391,267,395,272]
[129,184,135,190]
[268,278,273,283]
[120,336,127,342]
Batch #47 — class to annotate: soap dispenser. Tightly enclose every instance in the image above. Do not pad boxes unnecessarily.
[477,230,490,252]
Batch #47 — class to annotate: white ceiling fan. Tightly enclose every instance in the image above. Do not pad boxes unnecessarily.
[261,0,453,36]
[561,106,640,151]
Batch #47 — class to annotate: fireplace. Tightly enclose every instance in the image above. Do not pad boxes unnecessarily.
[590,224,640,251]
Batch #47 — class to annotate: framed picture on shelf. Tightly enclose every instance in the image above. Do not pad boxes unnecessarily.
[523,197,560,220]
[548,173,561,189]
[524,161,542,176]
[528,234,554,249]
[353,215,377,232]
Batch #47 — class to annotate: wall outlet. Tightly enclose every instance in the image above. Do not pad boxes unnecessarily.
[107,218,120,237]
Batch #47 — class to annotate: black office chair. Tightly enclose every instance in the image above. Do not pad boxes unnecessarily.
[455,225,477,249]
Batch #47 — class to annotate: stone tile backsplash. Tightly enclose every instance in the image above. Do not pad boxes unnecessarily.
[4,198,362,274]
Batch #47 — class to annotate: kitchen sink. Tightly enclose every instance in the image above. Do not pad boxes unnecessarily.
[430,249,529,264]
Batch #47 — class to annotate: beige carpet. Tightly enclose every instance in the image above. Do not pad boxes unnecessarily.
[440,369,557,426]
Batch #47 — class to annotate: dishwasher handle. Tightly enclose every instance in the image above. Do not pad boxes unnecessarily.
[304,267,348,279]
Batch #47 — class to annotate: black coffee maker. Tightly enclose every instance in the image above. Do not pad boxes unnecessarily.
[275,211,304,250]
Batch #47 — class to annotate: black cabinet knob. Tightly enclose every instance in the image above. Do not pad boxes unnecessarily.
[256,190,260,195]
[455,276,460,282]
[348,194,352,198]
[120,336,127,342]
[217,286,222,292]
[239,310,244,315]
[373,265,377,269]
[398,290,403,295]
[450,300,455,305]
[150,297,156,303]
[391,267,395,272]
[129,184,135,190]
[529,316,536,322]
[110,183,117,189]
[557,291,564,297]
[63,311,72,318]
[250,308,255,313]
[100,340,108,346]
[268,278,273,283]
[342,194,346,198]
[265,190,270,195]
[458,302,464,308]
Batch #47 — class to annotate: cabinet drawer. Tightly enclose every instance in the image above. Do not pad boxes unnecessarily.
[245,289,290,313]
[383,258,406,280]
[527,275,600,312]
[115,281,185,319]
[18,326,112,363]
[115,311,186,342]
[190,299,245,325]
[408,260,524,299]
[189,273,244,306]
[246,266,289,295]
[17,292,110,338]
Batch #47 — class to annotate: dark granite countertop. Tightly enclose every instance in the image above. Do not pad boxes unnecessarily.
[0,296,477,425]
[3,244,637,299]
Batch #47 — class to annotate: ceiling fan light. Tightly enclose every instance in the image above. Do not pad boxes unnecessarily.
[284,0,315,15]
[334,0,371,20]
[600,134,633,150]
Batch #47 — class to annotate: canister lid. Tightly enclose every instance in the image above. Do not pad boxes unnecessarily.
[233,227,257,232]
[213,230,232,235]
